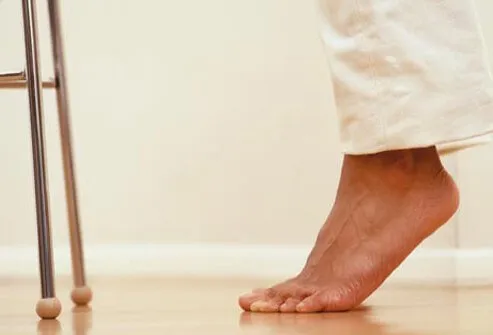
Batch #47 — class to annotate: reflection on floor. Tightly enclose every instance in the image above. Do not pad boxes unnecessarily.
[1,277,492,334]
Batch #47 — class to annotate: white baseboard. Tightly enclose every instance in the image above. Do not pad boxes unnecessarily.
[0,244,492,285]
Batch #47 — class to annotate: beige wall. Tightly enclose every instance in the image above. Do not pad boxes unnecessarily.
[0,0,342,247]
[458,145,493,248]
[0,0,489,251]
[456,0,493,249]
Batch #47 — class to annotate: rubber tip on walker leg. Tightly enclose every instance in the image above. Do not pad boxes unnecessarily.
[36,298,62,319]
[71,286,93,306]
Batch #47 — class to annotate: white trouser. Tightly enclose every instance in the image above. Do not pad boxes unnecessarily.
[318,0,493,155]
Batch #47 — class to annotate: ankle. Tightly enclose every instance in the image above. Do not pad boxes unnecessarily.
[342,147,447,189]
[349,147,441,171]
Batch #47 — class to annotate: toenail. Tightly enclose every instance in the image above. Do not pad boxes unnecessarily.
[250,301,270,312]
[249,301,263,312]
[279,304,290,312]
[296,303,306,312]
[250,305,259,312]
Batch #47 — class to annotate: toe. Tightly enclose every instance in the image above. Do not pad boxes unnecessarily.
[296,293,326,313]
[279,298,301,313]
[296,290,354,313]
[250,296,285,313]
[238,291,265,311]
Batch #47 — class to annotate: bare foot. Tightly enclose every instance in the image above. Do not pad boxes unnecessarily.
[239,147,459,313]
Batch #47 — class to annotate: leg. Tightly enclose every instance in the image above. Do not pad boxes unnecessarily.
[46,0,92,306]
[239,0,493,312]
[21,0,61,319]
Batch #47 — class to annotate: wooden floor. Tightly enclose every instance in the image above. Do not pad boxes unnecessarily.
[0,277,492,335]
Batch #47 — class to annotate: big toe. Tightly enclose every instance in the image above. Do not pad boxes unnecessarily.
[238,289,268,311]
[250,296,286,313]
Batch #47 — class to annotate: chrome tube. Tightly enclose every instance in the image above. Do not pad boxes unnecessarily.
[46,0,87,288]
[21,0,56,299]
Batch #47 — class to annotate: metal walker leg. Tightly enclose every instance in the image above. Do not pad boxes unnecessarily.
[46,0,92,308]
[0,0,92,319]
[21,0,61,320]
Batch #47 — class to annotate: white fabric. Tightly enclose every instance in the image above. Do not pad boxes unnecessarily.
[318,0,493,155]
